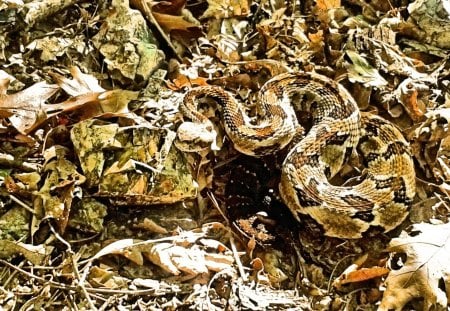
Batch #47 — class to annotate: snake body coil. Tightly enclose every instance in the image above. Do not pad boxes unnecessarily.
[179,72,416,238]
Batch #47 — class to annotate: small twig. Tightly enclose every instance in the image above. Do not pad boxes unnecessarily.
[9,194,35,214]
[327,254,357,293]
[230,237,247,281]
[2,258,25,289]
[0,259,80,291]
[0,259,191,296]
[50,224,97,311]
[207,191,229,225]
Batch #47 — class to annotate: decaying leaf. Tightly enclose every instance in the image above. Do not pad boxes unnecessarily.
[0,206,30,241]
[316,0,341,10]
[58,89,138,118]
[146,0,202,48]
[145,243,209,275]
[68,198,108,233]
[25,35,88,62]
[92,0,164,81]
[166,73,209,90]
[70,119,197,204]
[145,241,234,275]
[52,68,138,118]
[408,0,450,49]
[379,222,450,311]
[33,146,86,234]
[150,0,185,15]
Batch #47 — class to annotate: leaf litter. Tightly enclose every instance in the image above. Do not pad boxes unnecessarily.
[0,0,450,310]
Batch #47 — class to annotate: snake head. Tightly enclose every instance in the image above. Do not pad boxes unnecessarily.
[175,121,219,152]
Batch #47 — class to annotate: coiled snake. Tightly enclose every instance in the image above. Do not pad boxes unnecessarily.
[178,72,416,239]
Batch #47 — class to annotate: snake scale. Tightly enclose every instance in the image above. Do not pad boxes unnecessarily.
[178,72,416,239]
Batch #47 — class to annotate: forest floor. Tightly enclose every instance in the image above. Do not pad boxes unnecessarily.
[0,0,449,310]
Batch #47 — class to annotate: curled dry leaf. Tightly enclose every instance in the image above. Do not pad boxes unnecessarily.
[333,265,389,289]
[379,222,450,311]
[0,67,139,134]
[0,79,59,133]
[151,0,185,15]
[50,66,105,96]
[52,67,138,118]
[133,217,168,234]
[152,12,199,33]
[166,74,209,90]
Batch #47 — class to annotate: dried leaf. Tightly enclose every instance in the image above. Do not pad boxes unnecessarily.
[314,0,341,23]
[0,81,59,133]
[68,198,108,233]
[379,222,450,311]
[336,267,389,286]
[90,229,233,276]
[166,74,209,90]
[89,266,129,289]
[133,218,168,234]
[201,0,250,19]
[92,238,136,260]
[33,147,86,234]
[152,12,198,33]
[144,243,209,275]
[71,119,197,204]
[316,0,341,10]
[308,30,324,54]
[0,241,52,265]
[408,0,450,49]
[0,207,30,241]
[50,66,105,96]
[151,0,186,15]
[346,50,387,87]
[92,0,164,81]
